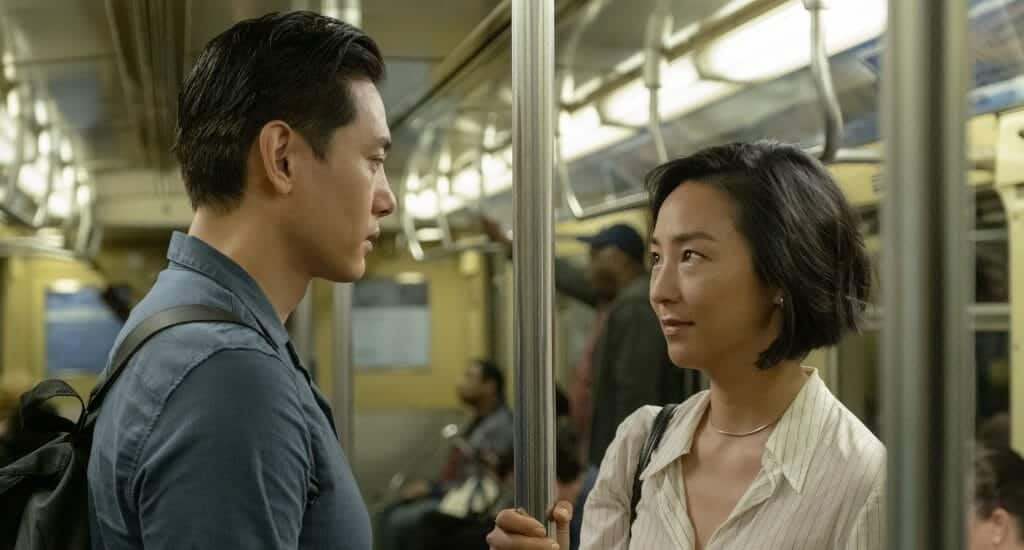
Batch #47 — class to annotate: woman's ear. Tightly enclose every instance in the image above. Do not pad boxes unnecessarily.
[989,507,1013,546]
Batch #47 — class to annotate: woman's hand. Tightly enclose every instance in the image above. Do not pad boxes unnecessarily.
[487,501,573,550]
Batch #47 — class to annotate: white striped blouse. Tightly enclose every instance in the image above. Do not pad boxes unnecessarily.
[579,368,886,549]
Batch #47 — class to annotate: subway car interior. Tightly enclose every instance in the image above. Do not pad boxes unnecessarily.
[0,0,1020,548]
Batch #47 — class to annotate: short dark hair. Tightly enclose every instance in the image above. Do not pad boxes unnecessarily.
[475,359,505,400]
[974,444,1024,538]
[174,11,385,211]
[646,140,871,369]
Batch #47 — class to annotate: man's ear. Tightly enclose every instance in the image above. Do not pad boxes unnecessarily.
[258,121,295,196]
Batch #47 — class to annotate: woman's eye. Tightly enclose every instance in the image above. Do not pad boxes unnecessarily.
[650,252,661,265]
[681,250,701,263]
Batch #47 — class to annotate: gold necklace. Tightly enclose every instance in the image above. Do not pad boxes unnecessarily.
[707,420,776,437]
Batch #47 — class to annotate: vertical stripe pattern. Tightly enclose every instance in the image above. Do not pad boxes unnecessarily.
[579,368,886,550]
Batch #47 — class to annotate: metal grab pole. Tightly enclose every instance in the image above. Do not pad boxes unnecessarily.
[881,0,971,549]
[512,0,556,526]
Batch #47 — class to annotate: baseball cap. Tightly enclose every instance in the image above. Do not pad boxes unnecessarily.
[576,223,645,263]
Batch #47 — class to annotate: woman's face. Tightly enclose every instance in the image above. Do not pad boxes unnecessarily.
[649,182,782,371]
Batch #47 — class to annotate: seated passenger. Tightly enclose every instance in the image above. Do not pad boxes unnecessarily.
[413,401,594,550]
[970,444,1024,550]
[487,141,884,549]
[378,360,513,550]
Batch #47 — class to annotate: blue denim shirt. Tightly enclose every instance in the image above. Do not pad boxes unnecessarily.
[88,232,371,549]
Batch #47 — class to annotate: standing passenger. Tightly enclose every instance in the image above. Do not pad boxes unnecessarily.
[88,12,395,550]
[487,141,885,550]
[970,444,1024,550]
[481,219,692,467]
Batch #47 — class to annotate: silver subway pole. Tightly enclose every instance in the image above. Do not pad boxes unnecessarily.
[511,0,557,526]
[881,0,972,548]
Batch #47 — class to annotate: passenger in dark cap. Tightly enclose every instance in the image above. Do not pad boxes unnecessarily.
[483,218,693,467]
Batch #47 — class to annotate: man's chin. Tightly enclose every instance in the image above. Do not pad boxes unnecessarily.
[321,257,365,284]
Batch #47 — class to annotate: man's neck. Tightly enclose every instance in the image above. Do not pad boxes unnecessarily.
[189,207,310,323]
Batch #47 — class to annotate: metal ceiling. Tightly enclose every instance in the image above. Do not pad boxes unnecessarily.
[0,0,503,236]
[2,0,1023,253]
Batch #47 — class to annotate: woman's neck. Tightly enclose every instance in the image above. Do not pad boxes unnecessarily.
[705,360,809,434]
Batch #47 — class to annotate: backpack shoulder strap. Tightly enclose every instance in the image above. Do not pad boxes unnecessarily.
[85,305,260,418]
[630,404,677,526]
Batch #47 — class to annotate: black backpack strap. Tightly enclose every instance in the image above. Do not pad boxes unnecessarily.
[82,305,258,429]
[630,404,677,526]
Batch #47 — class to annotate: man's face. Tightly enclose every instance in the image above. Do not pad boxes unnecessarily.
[285,79,396,282]
[456,364,486,406]
[587,245,624,300]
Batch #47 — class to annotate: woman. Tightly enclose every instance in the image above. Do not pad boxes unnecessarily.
[970,444,1024,550]
[487,141,884,549]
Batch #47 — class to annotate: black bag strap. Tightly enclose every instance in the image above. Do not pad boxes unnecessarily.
[630,404,677,526]
[82,305,259,429]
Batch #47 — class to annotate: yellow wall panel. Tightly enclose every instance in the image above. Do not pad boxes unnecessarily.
[353,251,488,410]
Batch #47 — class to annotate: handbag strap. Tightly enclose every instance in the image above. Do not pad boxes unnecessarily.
[630,404,677,526]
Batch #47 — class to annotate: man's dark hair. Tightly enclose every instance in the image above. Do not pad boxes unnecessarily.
[974,444,1024,539]
[475,359,505,401]
[646,140,871,369]
[174,11,385,211]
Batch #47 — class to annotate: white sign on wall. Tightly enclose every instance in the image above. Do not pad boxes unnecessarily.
[352,279,430,369]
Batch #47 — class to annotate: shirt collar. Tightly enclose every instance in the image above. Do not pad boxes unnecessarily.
[762,368,835,493]
[639,392,710,481]
[166,231,291,350]
[640,367,835,494]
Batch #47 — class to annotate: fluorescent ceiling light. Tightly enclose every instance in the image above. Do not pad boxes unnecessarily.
[441,194,465,214]
[480,148,514,195]
[17,162,46,200]
[34,99,48,125]
[394,271,427,284]
[415,228,445,242]
[483,124,498,148]
[559,106,631,162]
[51,279,82,293]
[438,150,452,173]
[405,173,423,192]
[6,90,18,118]
[2,52,15,81]
[47,190,71,219]
[0,141,13,165]
[697,0,887,82]
[601,57,739,126]
[37,130,51,156]
[57,166,75,191]
[76,184,92,207]
[405,189,438,219]
[452,169,482,199]
[59,138,72,162]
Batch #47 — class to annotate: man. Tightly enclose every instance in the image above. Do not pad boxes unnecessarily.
[88,12,394,550]
[482,219,694,466]
[380,360,513,550]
